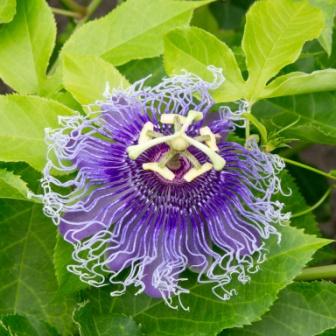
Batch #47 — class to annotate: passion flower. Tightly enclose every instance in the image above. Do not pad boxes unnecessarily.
[40,68,289,309]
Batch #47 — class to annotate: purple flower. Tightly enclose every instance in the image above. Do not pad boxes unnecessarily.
[40,68,290,309]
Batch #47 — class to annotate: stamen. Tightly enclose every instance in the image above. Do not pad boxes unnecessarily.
[200,127,219,151]
[143,162,175,181]
[194,135,211,142]
[147,130,165,138]
[182,150,201,169]
[138,122,154,144]
[127,134,175,160]
[184,162,213,182]
[160,114,186,125]
[158,150,178,168]
[184,136,225,171]
[127,110,226,181]
[181,110,203,132]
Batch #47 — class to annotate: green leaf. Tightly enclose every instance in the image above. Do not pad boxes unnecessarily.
[0,95,73,171]
[276,170,319,235]
[320,328,336,336]
[0,200,75,334]
[0,0,16,24]
[54,234,89,295]
[0,0,56,94]
[164,27,245,102]
[310,0,336,55]
[74,303,141,336]
[210,1,246,30]
[0,322,8,336]
[261,70,336,99]
[286,158,330,220]
[242,0,324,101]
[0,169,32,201]
[118,57,165,87]
[0,162,42,195]
[80,226,327,336]
[191,5,219,37]
[1,315,59,336]
[51,91,83,112]
[253,92,336,145]
[62,0,212,67]
[63,54,130,105]
[222,281,336,336]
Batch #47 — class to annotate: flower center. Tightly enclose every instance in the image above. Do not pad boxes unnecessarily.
[127,110,226,182]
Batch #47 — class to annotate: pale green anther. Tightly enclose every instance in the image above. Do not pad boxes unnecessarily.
[184,136,225,171]
[127,133,175,160]
[200,126,218,151]
[160,114,185,125]
[143,162,175,181]
[184,162,213,182]
[158,150,177,168]
[194,135,211,142]
[169,137,189,151]
[182,150,201,169]
[138,122,154,144]
[181,110,203,132]
[127,110,226,181]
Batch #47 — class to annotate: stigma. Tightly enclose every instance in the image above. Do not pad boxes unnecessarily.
[127,110,226,182]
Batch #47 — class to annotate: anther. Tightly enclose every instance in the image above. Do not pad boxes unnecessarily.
[127,110,226,181]
[143,163,175,181]
[184,163,213,182]
[200,127,218,151]
[138,122,154,144]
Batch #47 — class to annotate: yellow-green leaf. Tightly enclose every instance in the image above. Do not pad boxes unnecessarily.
[310,0,336,56]
[63,54,130,105]
[0,169,32,201]
[0,0,16,24]
[62,0,213,67]
[242,0,324,102]
[164,27,245,102]
[261,69,336,99]
[0,0,56,94]
[0,95,73,171]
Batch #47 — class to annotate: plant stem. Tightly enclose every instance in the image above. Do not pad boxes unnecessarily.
[60,0,86,14]
[295,264,336,281]
[244,104,252,143]
[87,0,103,17]
[78,0,103,26]
[245,120,250,140]
[47,0,102,79]
[279,142,309,158]
[51,7,81,18]
[282,157,336,181]
[291,187,332,218]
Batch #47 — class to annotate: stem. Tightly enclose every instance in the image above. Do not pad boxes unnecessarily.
[295,265,336,281]
[78,0,103,26]
[46,0,102,88]
[280,142,309,158]
[242,112,268,145]
[292,187,332,218]
[87,0,103,17]
[60,0,86,14]
[127,134,176,160]
[243,103,252,145]
[51,7,82,18]
[245,122,250,138]
[186,135,225,170]
[282,157,336,181]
